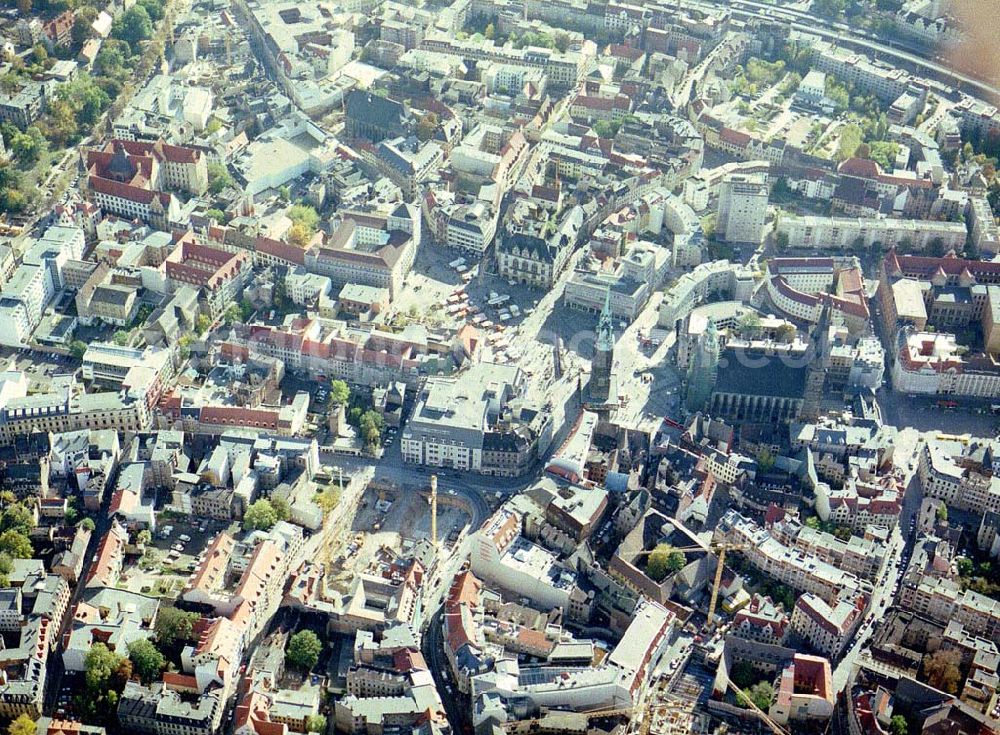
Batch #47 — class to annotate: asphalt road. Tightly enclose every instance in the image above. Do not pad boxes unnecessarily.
[421,609,472,733]
[831,428,924,692]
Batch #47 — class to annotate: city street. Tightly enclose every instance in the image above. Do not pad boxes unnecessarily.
[831,427,924,692]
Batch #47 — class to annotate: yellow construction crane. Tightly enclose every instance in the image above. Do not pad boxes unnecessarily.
[728,678,791,735]
[634,541,749,629]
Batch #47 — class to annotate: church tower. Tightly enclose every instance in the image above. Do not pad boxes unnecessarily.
[801,304,832,420]
[686,319,720,412]
[590,289,615,403]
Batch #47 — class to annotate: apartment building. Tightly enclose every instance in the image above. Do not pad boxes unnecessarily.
[717,172,768,244]
[918,436,1000,516]
[790,593,865,659]
[715,511,868,603]
[305,204,420,298]
[777,214,967,252]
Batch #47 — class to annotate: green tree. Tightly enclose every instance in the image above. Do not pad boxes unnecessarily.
[1,503,35,535]
[359,409,384,447]
[313,489,340,516]
[0,552,13,588]
[204,208,226,223]
[128,639,165,684]
[305,714,327,733]
[836,123,863,161]
[741,681,775,711]
[592,119,620,138]
[646,544,685,582]
[155,607,199,649]
[224,303,242,325]
[239,299,255,321]
[70,340,89,358]
[44,98,80,146]
[207,162,234,195]
[79,517,96,532]
[70,78,111,126]
[113,330,131,346]
[178,334,193,360]
[196,314,211,335]
[737,311,761,336]
[73,6,99,45]
[288,204,320,233]
[825,80,850,112]
[286,629,322,670]
[31,43,47,66]
[0,75,19,96]
[869,141,900,169]
[416,112,440,142]
[329,379,349,405]
[889,715,908,735]
[287,223,312,248]
[11,126,45,165]
[756,448,776,473]
[8,714,35,735]
[271,496,291,522]
[84,642,124,694]
[244,499,278,531]
[729,660,757,689]
[112,5,153,48]
[922,648,962,694]
[0,530,32,559]
[95,39,131,78]
[936,502,948,522]
[776,324,796,342]
[957,557,973,577]
[136,0,165,21]
[812,0,847,19]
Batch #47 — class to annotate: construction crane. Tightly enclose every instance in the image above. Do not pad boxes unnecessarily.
[634,541,749,629]
[727,678,791,735]
[429,474,439,551]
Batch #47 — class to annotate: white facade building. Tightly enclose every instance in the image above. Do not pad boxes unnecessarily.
[717,172,768,244]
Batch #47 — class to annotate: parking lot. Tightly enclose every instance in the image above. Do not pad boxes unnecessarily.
[124,515,236,597]
[0,347,78,391]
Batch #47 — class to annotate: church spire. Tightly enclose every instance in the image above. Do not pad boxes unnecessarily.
[596,288,614,351]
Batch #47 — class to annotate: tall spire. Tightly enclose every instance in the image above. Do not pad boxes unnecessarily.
[596,287,614,351]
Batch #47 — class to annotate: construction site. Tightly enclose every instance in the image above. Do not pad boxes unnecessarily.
[325,479,473,582]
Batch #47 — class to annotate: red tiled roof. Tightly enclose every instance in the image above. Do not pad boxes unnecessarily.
[719,127,751,147]
[256,236,306,266]
[112,138,202,165]
[88,175,171,207]
[838,157,881,178]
